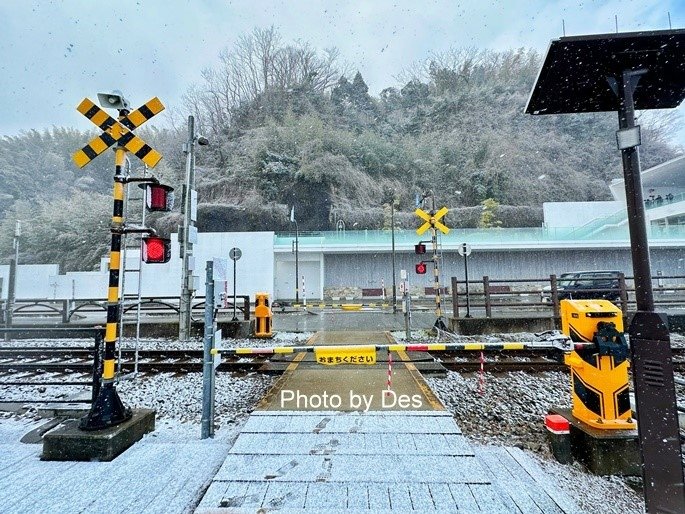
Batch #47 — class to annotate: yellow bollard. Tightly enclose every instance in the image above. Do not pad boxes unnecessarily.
[254,292,273,338]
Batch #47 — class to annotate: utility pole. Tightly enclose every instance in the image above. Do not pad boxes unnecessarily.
[5,221,20,335]
[179,116,196,341]
[179,116,208,340]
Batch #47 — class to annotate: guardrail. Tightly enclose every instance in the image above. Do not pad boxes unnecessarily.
[451,273,685,318]
[0,295,251,325]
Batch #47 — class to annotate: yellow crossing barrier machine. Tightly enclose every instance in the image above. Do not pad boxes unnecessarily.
[559,299,635,430]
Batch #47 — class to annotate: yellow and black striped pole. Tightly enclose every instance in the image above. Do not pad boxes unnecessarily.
[80,118,132,430]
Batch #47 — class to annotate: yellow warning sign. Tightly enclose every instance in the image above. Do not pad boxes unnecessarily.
[415,206,449,235]
[315,346,376,366]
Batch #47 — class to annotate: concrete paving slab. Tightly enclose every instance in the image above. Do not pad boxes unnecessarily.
[241,411,460,434]
[214,453,490,483]
[229,431,473,456]
[197,330,582,513]
[0,419,230,514]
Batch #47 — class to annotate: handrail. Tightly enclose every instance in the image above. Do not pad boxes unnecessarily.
[451,273,685,318]
[1,295,252,324]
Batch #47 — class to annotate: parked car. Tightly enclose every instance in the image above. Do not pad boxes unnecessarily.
[541,270,622,304]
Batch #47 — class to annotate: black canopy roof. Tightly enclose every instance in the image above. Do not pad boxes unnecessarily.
[525,29,685,115]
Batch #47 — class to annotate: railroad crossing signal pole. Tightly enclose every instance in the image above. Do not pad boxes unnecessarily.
[416,195,449,331]
[72,91,166,430]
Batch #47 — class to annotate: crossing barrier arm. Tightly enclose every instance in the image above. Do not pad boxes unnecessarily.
[210,339,592,357]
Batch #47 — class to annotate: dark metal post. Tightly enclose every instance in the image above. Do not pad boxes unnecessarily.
[617,70,653,311]
[91,329,103,404]
[616,69,685,513]
[483,276,491,318]
[618,272,628,314]
[550,274,559,319]
[451,276,459,319]
[6,221,20,334]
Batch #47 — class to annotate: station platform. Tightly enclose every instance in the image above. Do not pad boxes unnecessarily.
[197,331,582,512]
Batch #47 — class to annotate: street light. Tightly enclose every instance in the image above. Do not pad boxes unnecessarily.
[290,207,299,303]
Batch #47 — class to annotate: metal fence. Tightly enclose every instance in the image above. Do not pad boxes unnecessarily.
[0,295,251,324]
[451,273,685,318]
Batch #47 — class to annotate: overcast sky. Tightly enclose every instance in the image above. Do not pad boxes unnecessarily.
[1,0,683,146]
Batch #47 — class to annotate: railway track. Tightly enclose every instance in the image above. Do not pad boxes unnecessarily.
[2,347,685,376]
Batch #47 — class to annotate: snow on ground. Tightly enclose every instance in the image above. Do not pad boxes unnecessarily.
[427,370,648,513]
[3,330,683,513]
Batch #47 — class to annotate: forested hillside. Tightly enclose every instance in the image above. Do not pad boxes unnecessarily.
[0,27,679,271]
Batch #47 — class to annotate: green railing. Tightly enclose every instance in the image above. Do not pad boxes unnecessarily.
[567,208,628,238]
[274,224,685,247]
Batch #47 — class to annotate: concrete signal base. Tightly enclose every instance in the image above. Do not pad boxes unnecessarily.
[550,407,640,476]
[42,409,155,462]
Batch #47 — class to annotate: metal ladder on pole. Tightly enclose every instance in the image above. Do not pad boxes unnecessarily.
[116,159,147,380]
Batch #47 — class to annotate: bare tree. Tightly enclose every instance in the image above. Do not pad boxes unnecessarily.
[184,26,343,136]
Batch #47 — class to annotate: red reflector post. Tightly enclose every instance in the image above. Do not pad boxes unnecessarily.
[545,414,570,434]
[545,414,573,464]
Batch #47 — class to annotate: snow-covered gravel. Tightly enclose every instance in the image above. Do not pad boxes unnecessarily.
[3,329,684,513]
[427,370,570,451]
[118,371,276,428]
[0,331,314,350]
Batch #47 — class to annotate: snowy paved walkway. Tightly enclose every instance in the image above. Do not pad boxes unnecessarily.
[0,418,230,514]
[196,410,582,513]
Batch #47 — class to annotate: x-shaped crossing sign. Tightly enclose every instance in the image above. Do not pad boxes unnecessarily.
[415,206,450,235]
[72,97,165,168]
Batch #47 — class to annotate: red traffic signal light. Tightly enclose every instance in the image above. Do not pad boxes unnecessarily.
[145,184,174,212]
[414,243,426,254]
[142,236,171,263]
[415,262,427,275]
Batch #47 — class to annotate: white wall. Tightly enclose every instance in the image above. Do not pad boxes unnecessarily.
[543,201,623,228]
[4,232,274,301]
[0,264,60,300]
[274,253,324,300]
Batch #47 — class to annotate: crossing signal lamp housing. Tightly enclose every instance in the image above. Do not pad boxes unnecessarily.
[142,236,171,263]
[415,262,427,275]
[145,183,174,212]
[414,243,426,254]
